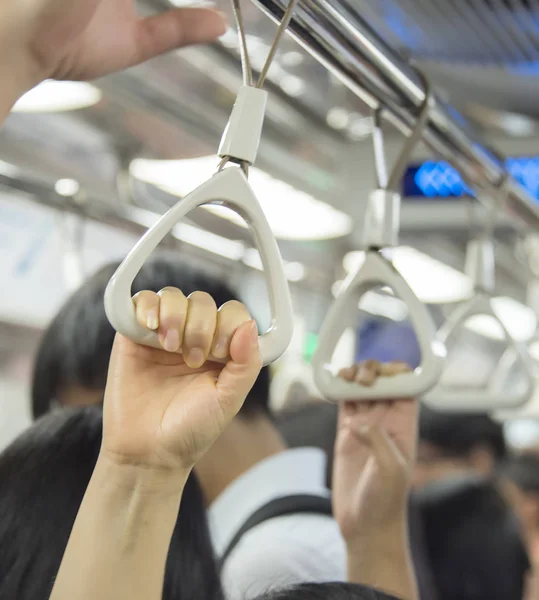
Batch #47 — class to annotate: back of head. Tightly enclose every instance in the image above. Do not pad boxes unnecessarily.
[32,256,269,419]
[500,452,539,493]
[415,474,529,600]
[254,582,402,600]
[0,407,222,600]
[418,405,507,462]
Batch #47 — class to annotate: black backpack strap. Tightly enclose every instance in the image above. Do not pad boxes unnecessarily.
[219,494,333,570]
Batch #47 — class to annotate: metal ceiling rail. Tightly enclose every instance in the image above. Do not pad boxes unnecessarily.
[253,0,539,230]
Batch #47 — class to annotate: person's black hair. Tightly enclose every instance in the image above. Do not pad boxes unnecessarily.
[0,407,223,600]
[499,452,539,493]
[415,474,529,600]
[31,257,269,419]
[254,582,402,600]
[419,405,507,462]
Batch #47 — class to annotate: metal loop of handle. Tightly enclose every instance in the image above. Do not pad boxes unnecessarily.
[373,69,434,194]
[422,293,535,412]
[220,0,299,171]
[312,252,446,401]
[104,168,294,366]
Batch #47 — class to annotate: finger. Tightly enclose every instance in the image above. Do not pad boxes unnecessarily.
[157,287,188,353]
[356,360,381,386]
[216,320,262,422]
[135,8,227,65]
[378,362,411,377]
[183,292,218,368]
[133,290,160,330]
[338,365,359,382]
[353,424,406,471]
[212,301,252,360]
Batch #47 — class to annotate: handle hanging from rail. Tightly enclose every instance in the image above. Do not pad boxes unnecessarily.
[105,0,299,366]
[313,74,446,401]
[423,193,535,412]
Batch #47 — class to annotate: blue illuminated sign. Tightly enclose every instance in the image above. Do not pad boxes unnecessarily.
[404,157,539,201]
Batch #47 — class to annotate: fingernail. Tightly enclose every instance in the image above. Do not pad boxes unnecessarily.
[163,329,180,352]
[213,338,228,359]
[146,309,159,331]
[358,424,370,435]
[187,348,205,369]
[249,320,259,345]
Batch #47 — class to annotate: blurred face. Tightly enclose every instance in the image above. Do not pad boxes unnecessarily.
[413,441,473,490]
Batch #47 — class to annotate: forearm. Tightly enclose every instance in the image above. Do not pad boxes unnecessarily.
[50,454,188,600]
[346,520,419,600]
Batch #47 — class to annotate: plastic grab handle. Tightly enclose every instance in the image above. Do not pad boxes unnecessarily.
[423,293,534,412]
[104,167,294,366]
[312,251,446,401]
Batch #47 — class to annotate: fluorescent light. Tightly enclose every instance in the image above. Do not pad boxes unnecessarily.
[243,247,264,270]
[125,205,244,261]
[284,262,306,282]
[173,223,245,261]
[343,247,473,304]
[465,296,537,342]
[12,81,102,113]
[280,75,306,97]
[359,291,408,321]
[0,160,19,177]
[55,179,80,197]
[130,157,352,240]
[243,248,305,282]
[332,278,406,321]
[326,107,350,130]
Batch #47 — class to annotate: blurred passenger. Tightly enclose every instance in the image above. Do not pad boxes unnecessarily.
[414,406,507,489]
[500,452,539,564]
[32,257,345,597]
[0,407,222,600]
[416,474,529,600]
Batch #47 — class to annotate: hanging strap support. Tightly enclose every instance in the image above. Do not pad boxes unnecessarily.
[364,72,433,250]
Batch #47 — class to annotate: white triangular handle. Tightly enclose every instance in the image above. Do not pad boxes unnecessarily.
[423,293,534,412]
[104,167,294,366]
[312,251,446,401]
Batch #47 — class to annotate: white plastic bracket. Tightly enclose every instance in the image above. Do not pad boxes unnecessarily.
[218,86,268,166]
[104,167,294,366]
[312,251,446,401]
[465,237,495,294]
[363,189,401,249]
[423,293,534,412]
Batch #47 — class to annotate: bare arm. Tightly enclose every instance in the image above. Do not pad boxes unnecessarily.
[50,290,261,600]
[50,457,187,600]
[0,0,225,129]
[333,361,419,600]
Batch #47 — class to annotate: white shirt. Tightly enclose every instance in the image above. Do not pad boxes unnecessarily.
[208,448,347,600]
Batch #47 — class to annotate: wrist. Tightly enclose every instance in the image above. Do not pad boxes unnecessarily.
[95,452,190,500]
[346,515,409,566]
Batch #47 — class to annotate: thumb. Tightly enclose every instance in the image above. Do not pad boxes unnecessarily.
[135,8,227,64]
[215,320,262,422]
